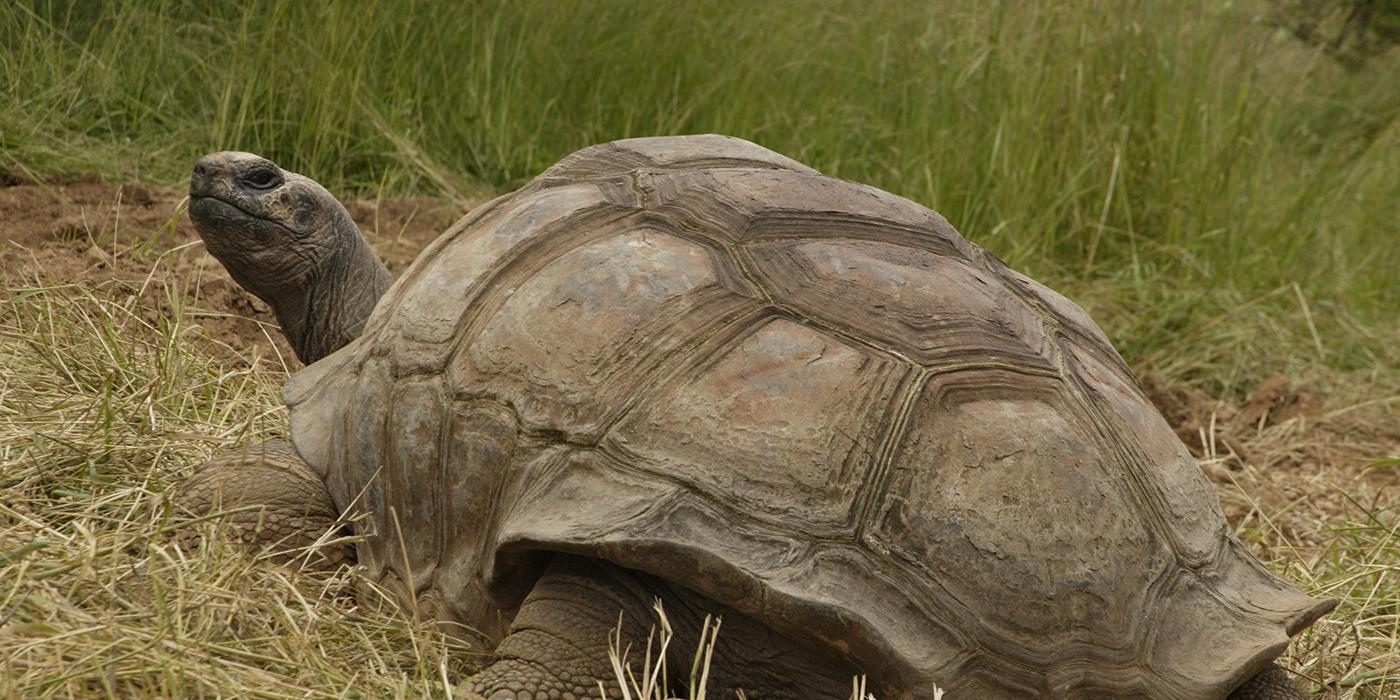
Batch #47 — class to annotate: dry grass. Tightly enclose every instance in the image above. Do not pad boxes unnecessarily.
[600,604,914,700]
[0,268,478,698]
[1209,411,1400,699]
[604,602,721,700]
[1,229,1396,698]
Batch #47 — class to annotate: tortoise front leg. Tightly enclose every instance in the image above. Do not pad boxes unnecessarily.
[173,441,350,570]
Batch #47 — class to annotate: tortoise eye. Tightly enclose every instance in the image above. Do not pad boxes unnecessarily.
[243,168,282,190]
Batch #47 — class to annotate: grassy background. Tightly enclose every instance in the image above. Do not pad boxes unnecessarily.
[4,0,1398,391]
[2,1,1399,697]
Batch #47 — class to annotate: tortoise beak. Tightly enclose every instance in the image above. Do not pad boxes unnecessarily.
[190,153,230,199]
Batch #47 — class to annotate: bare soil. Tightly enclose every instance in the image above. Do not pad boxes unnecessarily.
[3,175,1396,536]
[0,173,461,367]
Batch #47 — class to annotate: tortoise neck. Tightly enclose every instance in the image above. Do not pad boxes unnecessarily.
[273,215,392,365]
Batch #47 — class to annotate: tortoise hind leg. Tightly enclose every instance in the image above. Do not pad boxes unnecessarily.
[1227,664,1308,700]
[464,555,661,700]
[173,441,350,570]
[465,554,856,700]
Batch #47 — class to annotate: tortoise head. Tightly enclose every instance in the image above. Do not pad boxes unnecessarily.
[188,152,355,298]
[189,152,392,364]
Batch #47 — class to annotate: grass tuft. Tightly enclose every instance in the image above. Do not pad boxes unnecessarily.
[601,603,894,700]
[1265,496,1400,697]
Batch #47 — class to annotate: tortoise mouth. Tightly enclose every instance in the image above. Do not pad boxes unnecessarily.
[190,193,260,224]
[189,195,301,239]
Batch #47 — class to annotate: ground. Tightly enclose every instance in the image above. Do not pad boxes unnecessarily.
[1,174,1396,697]
[0,171,457,365]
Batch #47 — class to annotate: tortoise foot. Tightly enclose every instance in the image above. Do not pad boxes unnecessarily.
[173,441,350,570]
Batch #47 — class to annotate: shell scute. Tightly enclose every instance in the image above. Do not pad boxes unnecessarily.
[447,229,759,441]
[604,317,912,528]
[868,370,1171,663]
[384,375,447,588]
[380,182,622,374]
[745,237,1055,369]
[433,401,517,642]
[541,134,816,180]
[616,134,815,171]
[335,356,394,578]
[1148,568,1297,698]
[642,168,969,256]
[1066,340,1229,565]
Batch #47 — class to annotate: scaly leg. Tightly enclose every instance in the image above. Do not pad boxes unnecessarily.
[174,441,349,570]
[465,554,856,700]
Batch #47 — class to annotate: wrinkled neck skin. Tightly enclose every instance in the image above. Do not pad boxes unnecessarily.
[267,219,391,365]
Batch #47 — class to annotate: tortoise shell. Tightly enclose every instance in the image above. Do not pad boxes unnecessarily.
[284,135,1331,698]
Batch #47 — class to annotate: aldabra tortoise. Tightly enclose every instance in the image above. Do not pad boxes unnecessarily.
[179,136,1334,699]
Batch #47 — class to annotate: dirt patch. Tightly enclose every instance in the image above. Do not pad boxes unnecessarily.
[1,175,466,368]
[1235,376,1325,429]
[343,197,462,276]
[1140,373,1246,460]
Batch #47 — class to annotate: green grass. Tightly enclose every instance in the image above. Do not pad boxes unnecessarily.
[3,0,1398,391]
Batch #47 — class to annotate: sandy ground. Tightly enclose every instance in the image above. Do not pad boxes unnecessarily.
[2,172,1395,548]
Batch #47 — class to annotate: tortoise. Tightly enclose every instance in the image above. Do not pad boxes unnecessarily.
[179,135,1334,699]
